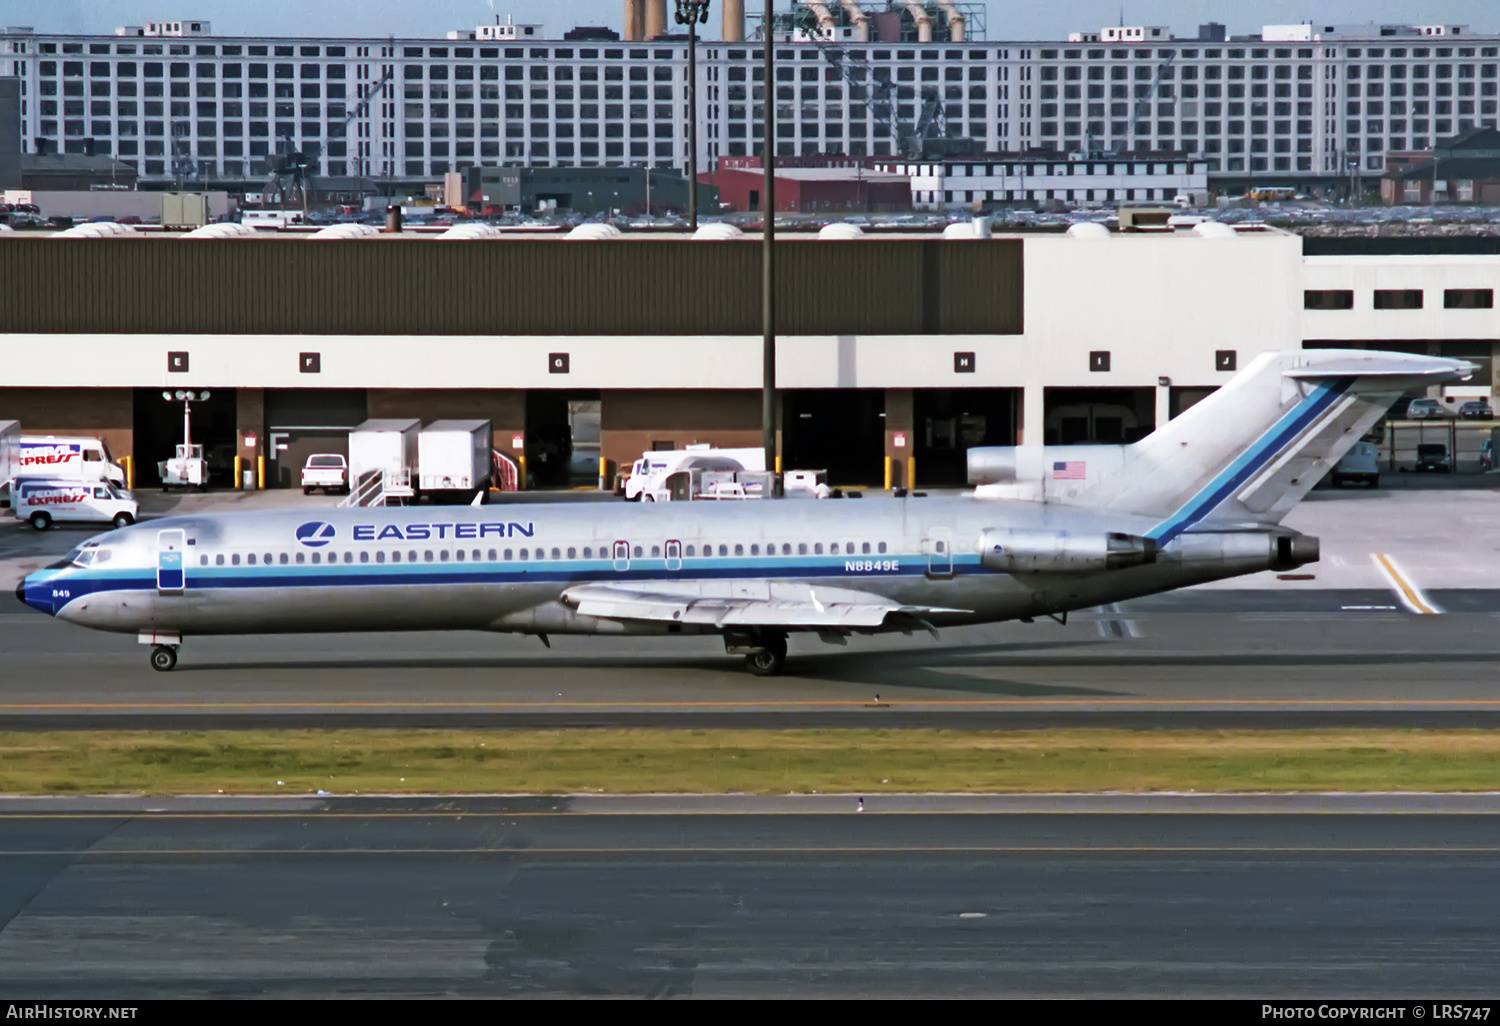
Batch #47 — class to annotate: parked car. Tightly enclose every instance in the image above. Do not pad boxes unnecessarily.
[1458,399,1494,420]
[1406,398,1447,419]
[300,453,349,494]
[1414,443,1452,473]
[1331,441,1380,487]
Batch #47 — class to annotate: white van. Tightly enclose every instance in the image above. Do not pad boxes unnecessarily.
[12,478,138,531]
[1332,441,1380,488]
[18,436,128,488]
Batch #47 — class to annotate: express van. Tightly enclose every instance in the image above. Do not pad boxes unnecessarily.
[18,436,128,488]
[12,478,138,531]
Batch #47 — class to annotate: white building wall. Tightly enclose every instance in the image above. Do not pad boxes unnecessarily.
[1304,255,1500,341]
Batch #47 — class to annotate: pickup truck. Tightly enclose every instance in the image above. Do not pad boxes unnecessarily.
[301,454,349,494]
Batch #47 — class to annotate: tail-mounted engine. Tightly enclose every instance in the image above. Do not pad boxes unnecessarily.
[979,528,1157,574]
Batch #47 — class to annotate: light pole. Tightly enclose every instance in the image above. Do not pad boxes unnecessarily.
[675,0,711,230]
[761,1,777,474]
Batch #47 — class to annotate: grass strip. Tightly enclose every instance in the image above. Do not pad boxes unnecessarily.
[3,729,1500,795]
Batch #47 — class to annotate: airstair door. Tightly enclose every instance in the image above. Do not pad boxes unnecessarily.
[157,529,187,595]
[923,527,954,580]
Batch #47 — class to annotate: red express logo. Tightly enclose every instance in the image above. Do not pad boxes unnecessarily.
[25,490,88,506]
[19,445,82,467]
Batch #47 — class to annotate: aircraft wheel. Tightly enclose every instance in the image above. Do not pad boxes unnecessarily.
[28,511,51,531]
[150,645,178,672]
[744,634,788,677]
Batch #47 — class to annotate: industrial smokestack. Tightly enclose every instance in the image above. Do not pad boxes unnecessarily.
[723,0,746,41]
[624,0,645,41]
[901,0,933,43]
[644,0,668,39]
[803,1,836,38]
[936,0,965,42]
[838,0,871,41]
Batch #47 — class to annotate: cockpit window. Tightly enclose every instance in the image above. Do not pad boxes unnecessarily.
[69,546,96,567]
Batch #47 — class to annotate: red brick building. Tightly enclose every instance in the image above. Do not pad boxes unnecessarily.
[703,163,912,213]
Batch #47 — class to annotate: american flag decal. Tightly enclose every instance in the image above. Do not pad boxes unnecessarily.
[1052,460,1087,480]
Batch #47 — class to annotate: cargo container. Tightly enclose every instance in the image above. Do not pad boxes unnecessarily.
[418,419,492,504]
[348,418,420,502]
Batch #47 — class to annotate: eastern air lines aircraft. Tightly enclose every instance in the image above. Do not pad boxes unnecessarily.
[16,350,1469,675]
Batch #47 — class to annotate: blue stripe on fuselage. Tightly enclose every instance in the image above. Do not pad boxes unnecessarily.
[1147,377,1354,546]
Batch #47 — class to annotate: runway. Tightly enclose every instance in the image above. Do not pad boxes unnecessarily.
[1,795,1497,996]
[3,589,1500,729]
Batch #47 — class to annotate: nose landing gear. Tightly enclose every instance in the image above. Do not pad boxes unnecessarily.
[149,645,179,672]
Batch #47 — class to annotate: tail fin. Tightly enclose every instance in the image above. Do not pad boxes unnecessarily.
[1081,349,1472,540]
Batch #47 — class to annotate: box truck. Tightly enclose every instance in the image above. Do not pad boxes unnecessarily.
[348,418,421,501]
[0,420,18,506]
[418,420,492,504]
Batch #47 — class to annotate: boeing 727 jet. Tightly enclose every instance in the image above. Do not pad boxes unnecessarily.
[15,350,1469,674]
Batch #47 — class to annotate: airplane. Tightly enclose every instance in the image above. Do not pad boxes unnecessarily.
[14,349,1470,675]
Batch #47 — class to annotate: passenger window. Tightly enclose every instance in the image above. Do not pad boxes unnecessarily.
[750,544,760,556]
[376,551,385,563]
[862,542,871,554]
[425,551,434,562]
[686,544,696,557]
[200,555,208,566]
[719,544,728,556]
[505,549,514,560]
[440,550,450,562]
[519,548,528,561]
[391,551,401,563]
[798,543,807,555]
[311,553,321,564]
[583,546,592,559]
[815,543,824,555]
[262,553,271,564]
[296,552,305,564]
[488,549,497,561]
[455,549,465,562]
[279,553,288,565]
[216,554,225,566]
[734,544,744,556]
[535,548,545,560]
[409,551,418,562]
[246,554,256,566]
[360,551,370,564]
[552,548,561,560]
[782,543,791,555]
[651,545,661,557]
[633,545,643,558]
[878,542,887,554]
[345,552,355,564]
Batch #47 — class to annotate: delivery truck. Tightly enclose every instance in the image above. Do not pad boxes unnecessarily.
[18,436,128,489]
[348,418,420,502]
[12,477,138,531]
[417,419,492,504]
[623,446,767,502]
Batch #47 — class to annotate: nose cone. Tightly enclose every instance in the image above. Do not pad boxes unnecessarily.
[15,574,56,617]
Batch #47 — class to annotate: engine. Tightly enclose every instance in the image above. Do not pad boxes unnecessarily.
[979,528,1157,573]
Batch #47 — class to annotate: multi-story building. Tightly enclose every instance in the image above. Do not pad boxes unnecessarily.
[0,10,1497,196]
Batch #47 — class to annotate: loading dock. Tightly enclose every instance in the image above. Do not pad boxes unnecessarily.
[783,389,885,486]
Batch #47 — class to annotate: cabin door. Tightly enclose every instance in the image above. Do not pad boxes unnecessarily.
[157,529,187,595]
[923,527,954,580]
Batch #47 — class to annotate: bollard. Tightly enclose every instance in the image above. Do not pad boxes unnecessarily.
[884,456,893,490]
[256,455,265,490]
[599,455,608,491]
[907,457,917,490]
[234,454,242,489]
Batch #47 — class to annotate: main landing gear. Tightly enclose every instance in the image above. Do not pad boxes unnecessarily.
[738,632,788,677]
[150,645,179,672]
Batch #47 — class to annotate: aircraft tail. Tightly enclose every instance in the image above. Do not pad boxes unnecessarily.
[1081,349,1473,541]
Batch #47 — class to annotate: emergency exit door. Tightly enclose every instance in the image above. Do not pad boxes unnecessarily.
[157,529,186,594]
[923,527,954,580]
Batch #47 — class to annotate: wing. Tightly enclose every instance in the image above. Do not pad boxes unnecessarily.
[560,580,968,631]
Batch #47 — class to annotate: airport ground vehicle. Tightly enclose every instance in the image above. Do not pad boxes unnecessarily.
[1414,443,1452,472]
[1331,441,1380,487]
[12,478,137,531]
[1459,399,1494,420]
[17,350,1473,676]
[158,444,209,490]
[418,420,492,504]
[1406,398,1446,420]
[18,436,127,488]
[301,454,349,495]
[624,447,767,502]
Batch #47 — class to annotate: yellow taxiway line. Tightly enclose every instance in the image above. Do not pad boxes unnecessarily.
[1372,553,1442,615]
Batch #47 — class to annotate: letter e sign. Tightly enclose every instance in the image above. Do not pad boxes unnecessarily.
[167,351,189,373]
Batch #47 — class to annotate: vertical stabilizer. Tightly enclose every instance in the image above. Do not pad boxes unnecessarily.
[1074,349,1472,539]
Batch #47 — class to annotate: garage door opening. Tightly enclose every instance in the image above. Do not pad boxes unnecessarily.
[132,387,237,488]
[914,388,1019,486]
[1043,387,1156,446]
[526,390,601,489]
[263,389,367,488]
[783,389,885,486]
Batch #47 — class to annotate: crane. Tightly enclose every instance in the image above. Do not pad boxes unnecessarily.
[265,67,394,214]
[1120,50,1176,156]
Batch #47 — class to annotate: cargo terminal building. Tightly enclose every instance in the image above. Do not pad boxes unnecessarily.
[0,226,1497,490]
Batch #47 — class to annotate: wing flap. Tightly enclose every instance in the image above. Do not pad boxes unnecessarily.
[562,582,967,629]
